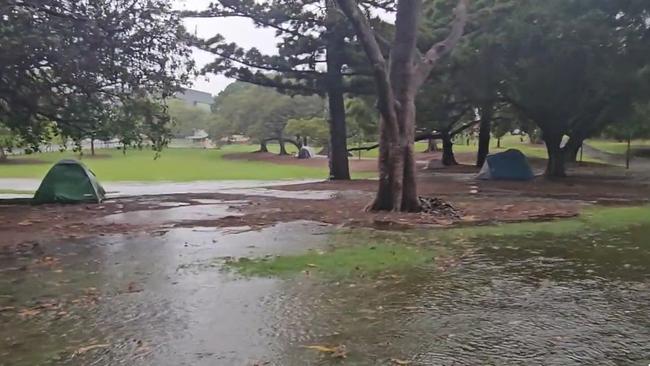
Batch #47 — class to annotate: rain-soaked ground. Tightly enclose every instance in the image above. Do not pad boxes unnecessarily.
[1,218,649,365]
[0,178,323,199]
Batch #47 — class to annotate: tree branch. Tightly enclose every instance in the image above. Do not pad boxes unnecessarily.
[413,0,469,89]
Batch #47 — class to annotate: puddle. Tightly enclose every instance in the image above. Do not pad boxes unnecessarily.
[0,221,332,365]
[155,202,191,207]
[99,203,243,225]
[191,199,227,204]
[219,188,338,200]
[1,222,648,365]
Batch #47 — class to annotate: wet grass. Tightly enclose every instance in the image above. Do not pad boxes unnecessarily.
[231,244,434,278]
[0,146,329,181]
[440,205,650,240]
[0,145,376,181]
[231,205,650,278]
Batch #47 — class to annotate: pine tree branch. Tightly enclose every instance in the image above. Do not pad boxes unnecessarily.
[413,0,469,89]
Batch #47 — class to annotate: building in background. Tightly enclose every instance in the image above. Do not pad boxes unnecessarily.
[174,88,214,111]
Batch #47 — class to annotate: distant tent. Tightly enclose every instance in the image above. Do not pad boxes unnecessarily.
[297,146,315,159]
[476,149,534,181]
[33,160,106,204]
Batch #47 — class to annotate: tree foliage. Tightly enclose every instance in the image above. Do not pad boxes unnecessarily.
[211,82,325,145]
[0,0,193,150]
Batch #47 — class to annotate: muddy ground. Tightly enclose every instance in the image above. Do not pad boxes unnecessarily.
[2,161,649,249]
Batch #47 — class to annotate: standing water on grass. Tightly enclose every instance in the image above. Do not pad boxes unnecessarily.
[0,220,648,365]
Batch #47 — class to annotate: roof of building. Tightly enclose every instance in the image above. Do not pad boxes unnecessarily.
[175,88,214,105]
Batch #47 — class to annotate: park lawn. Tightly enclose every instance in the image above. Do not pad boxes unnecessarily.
[587,139,650,155]
[353,135,551,160]
[0,146,333,181]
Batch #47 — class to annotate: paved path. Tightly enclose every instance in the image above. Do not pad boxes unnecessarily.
[0,179,323,199]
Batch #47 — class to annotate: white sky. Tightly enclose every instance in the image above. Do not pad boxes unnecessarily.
[174,0,279,95]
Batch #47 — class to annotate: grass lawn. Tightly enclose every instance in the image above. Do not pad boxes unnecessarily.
[0,145,333,181]
[587,139,650,155]
[351,135,551,160]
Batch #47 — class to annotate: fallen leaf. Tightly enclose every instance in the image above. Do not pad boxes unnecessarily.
[73,343,109,356]
[303,345,338,353]
[18,308,41,318]
[302,344,347,358]
[391,359,412,365]
[126,282,143,293]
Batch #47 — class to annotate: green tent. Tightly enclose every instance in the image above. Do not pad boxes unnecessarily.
[33,159,106,204]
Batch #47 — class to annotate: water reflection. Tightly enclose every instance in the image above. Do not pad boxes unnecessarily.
[0,222,648,365]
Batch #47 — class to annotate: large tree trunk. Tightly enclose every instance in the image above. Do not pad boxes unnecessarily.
[336,0,468,212]
[278,136,288,155]
[476,104,492,167]
[324,6,351,180]
[544,132,566,177]
[90,137,95,156]
[258,139,268,153]
[0,147,6,161]
[325,75,351,180]
[441,132,458,166]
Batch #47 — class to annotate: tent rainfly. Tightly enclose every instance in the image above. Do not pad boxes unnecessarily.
[476,149,535,181]
[33,159,106,204]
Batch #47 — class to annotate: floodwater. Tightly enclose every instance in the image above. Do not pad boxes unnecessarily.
[0,221,648,365]
[99,203,244,225]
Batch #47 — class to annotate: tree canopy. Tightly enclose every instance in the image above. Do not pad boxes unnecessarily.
[1,0,193,150]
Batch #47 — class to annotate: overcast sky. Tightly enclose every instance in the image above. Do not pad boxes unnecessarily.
[174,0,279,95]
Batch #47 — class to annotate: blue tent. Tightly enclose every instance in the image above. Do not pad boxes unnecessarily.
[476,149,534,181]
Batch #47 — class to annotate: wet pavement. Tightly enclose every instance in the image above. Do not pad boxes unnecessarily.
[1,220,649,365]
[0,179,323,199]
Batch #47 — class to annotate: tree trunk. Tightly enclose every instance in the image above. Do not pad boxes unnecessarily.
[400,101,420,211]
[335,0,468,212]
[626,136,631,170]
[324,6,351,180]
[278,136,288,155]
[476,104,492,167]
[544,132,566,178]
[441,132,458,166]
[259,140,268,153]
[497,137,501,148]
[425,138,440,152]
[0,147,6,161]
[90,137,95,156]
[562,137,583,163]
